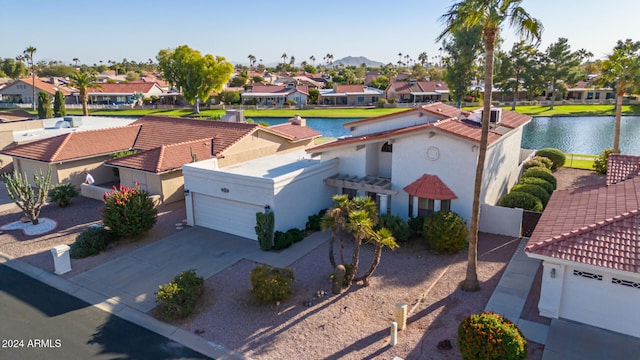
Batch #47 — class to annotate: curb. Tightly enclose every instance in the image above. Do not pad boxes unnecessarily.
[0,251,250,360]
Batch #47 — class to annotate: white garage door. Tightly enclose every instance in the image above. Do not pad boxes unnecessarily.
[560,268,640,337]
[193,194,263,240]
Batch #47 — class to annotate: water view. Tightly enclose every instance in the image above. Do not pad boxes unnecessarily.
[253,115,640,156]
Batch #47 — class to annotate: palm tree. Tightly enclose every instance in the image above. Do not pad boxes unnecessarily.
[23,46,37,110]
[73,58,79,67]
[597,39,640,153]
[345,210,373,286]
[438,0,542,292]
[247,54,256,70]
[281,53,288,66]
[309,55,316,65]
[418,51,429,67]
[70,71,100,116]
[354,227,398,287]
[322,194,351,268]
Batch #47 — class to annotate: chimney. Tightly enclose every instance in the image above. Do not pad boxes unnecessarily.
[290,115,306,126]
[50,77,59,86]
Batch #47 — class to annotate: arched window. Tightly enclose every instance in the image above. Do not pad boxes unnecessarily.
[381,141,393,153]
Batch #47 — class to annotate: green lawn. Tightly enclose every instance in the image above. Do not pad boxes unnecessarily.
[563,153,597,170]
[501,104,640,117]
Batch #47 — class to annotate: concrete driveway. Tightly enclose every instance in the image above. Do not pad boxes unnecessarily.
[68,226,329,312]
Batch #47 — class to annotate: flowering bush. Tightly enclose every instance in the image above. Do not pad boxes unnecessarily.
[458,312,527,360]
[102,183,157,240]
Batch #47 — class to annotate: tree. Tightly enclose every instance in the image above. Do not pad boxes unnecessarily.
[247,54,256,70]
[1,57,27,79]
[3,167,51,225]
[219,90,241,104]
[309,55,316,66]
[494,41,539,109]
[70,71,99,116]
[73,58,79,67]
[281,53,288,67]
[418,51,429,67]
[438,0,542,292]
[23,46,37,110]
[37,91,52,119]
[157,45,234,114]
[543,38,582,109]
[442,24,483,107]
[308,88,320,104]
[370,75,389,90]
[596,39,640,153]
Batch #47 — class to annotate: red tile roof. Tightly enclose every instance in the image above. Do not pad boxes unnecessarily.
[106,138,214,173]
[403,174,458,200]
[267,123,321,142]
[17,78,74,96]
[1,126,141,162]
[88,82,160,94]
[526,176,640,273]
[434,118,502,143]
[335,85,364,93]
[607,154,640,185]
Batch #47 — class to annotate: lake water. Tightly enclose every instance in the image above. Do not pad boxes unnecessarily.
[252,115,640,156]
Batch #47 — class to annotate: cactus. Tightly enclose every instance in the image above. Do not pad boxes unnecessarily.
[332,264,346,294]
[3,167,52,225]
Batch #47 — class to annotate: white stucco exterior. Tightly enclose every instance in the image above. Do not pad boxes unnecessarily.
[530,256,640,338]
[183,151,338,240]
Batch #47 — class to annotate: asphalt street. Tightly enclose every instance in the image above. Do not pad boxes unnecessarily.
[0,264,211,360]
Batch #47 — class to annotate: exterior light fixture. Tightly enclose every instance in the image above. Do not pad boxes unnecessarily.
[550,268,556,278]
[183,189,190,196]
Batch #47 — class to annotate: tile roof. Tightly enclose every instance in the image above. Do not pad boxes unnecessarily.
[389,80,449,94]
[1,126,141,162]
[106,138,214,173]
[267,123,321,142]
[526,176,640,273]
[607,154,640,185]
[0,109,34,122]
[403,174,458,200]
[17,78,75,96]
[335,85,364,93]
[88,82,160,94]
[130,116,257,156]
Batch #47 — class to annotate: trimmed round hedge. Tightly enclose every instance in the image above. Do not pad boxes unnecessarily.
[521,168,557,189]
[511,184,550,207]
[458,312,527,360]
[536,148,566,170]
[523,159,543,170]
[499,191,543,212]
[534,156,554,170]
[519,177,554,195]
[525,165,552,175]
[423,211,469,254]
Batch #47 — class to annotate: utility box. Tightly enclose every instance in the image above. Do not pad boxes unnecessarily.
[51,244,71,275]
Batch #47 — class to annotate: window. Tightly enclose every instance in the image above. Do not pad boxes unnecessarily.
[418,198,434,217]
[372,96,378,103]
[595,92,600,100]
[587,92,594,100]
[572,269,602,280]
[357,96,365,103]
[606,92,615,99]
[381,142,393,152]
[342,187,358,199]
[612,278,640,289]
[441,199,451,212]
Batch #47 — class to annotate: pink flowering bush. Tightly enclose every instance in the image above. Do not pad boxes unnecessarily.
[458,312,527,360]
[102,183,157,240]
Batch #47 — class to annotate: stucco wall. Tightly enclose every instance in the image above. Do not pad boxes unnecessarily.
[119,169,162,197]
[217,130,306,167]
[482,127,524,205]
[13,158,60,185]
[160,170,185,204]
[57,156,116,187]
[322,145,367,176]
[479,204,522,237]
[349,112,441,137]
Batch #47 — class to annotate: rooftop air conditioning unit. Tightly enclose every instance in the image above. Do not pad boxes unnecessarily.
[481,108,502,126]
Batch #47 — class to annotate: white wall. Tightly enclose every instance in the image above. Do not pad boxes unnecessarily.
[479,204,522,237]
[482,127,524,205]
[322,146,366,175]
[349,111,441,137]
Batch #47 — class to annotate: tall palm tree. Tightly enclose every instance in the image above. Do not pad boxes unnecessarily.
[309,55,316,66]
[418,51,429,67]
[322,194,350,268]
[23,46,37,111]
[73,58,79,67]
[354,227,398,287]
[597,39,640,153]
[70,71,100,116]
[345,210,373,286]
[247,54,256,70]
[281,53,288,66]
[438,0,542,292]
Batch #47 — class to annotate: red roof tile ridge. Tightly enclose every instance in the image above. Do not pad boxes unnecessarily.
[49,133,73,161]
[526,209,640,253]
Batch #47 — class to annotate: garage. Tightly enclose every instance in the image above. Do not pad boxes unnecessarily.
[193,194,264,240]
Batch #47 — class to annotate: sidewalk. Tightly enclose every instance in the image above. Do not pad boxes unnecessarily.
[1,227,329,360]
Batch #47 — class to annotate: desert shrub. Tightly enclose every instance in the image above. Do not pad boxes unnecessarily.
[250,265,295,304]
[48,182,79,207]
[70,226,117,259]
[521,168,557,189]
[510,184,550,207]
[458,312,527,360]
[287,228,305,243]
[423,211,468,254]
[305,209,327,231]
[155,269,204,319]
[255,211,274,251]
[377,213,411,242]
[102,184,158,240]
[534,156,553,169]
[499,191,543,212]
[523,159,543,170]
[536,148,565,169]
[593,148,614,174]
[272,230,290,250]
[408,216,425,239]
[519,177,554,195]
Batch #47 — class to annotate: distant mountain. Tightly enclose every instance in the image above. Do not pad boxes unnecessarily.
[332,56,384,67]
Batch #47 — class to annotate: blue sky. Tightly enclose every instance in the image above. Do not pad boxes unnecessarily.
[2,0,639,66]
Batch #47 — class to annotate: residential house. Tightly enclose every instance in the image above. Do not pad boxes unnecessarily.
[0,77,76,105]
[241,84,309,106]
[566,80,615,101]
[307,102,531,224]
[385,80,449,103]
[0,109,41,172]
[181,103,530,241]
[86,82,164,105]
[525,154,640,337]
[318,85,384,106]
[1,115,321,205]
